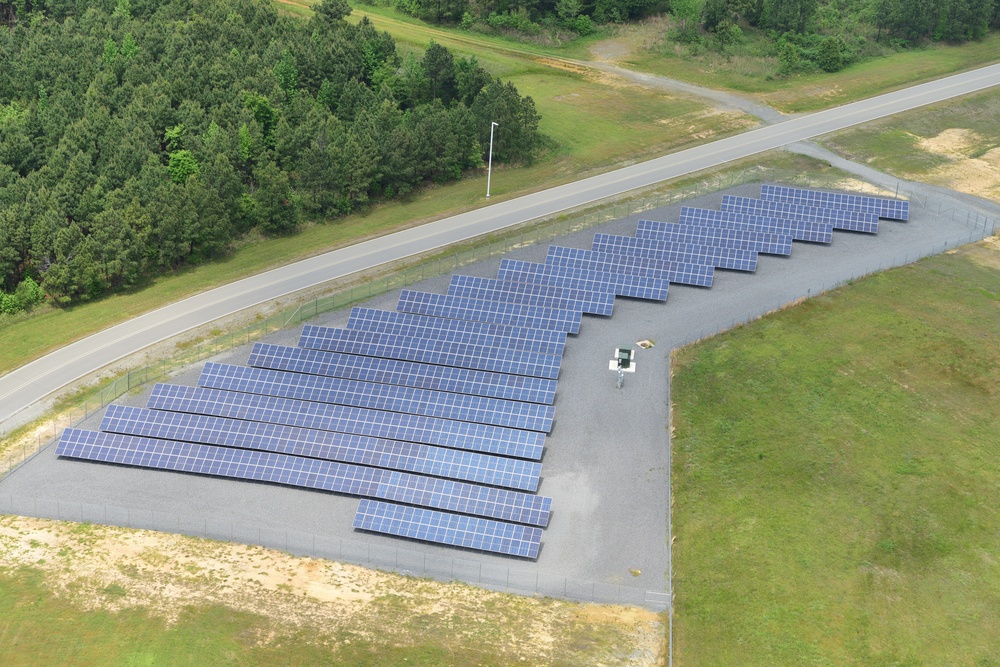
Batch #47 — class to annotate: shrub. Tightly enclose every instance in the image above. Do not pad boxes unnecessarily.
[0,292,19,315]
[14,277,45,309]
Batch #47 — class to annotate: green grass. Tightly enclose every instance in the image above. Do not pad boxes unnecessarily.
[0,567,505,666]
[618,30,1000,113]
[671,247,1000,664]
[823,86,1000,178]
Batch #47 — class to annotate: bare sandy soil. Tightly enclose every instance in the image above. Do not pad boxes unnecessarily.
[913,128,1000,201]
[0,515,665,664]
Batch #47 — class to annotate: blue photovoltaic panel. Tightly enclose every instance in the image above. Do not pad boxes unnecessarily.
[633,219,793,256]
[347,308,565,356]
[248,343,557,405]
[546,246,715,288]
[676,207,834,244]
[592,233,758,272]
[57,428,551,526]
[198,362,555,433]
[760,184,909,221]
[146,384,545,460]
[298,325,562,380]
[448,275,614,317]
[397,290,582,335]
[498,259,668,302]
[721,195,879,234]
[354,499,542,559]
[102,405,542,491]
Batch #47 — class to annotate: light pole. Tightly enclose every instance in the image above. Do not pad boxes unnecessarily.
[486,121,498,198]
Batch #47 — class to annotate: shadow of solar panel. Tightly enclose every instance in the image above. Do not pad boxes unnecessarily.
[146,384,545,459]
[347,308,566,356]
[721,195,879,233]
[497,259,669,301]
[634,220,793,256]
[546,246,714,287]
[248,343,558,405]
[761,184,909,221]
[298,325,562,380]
[102,405,542,491]
[57,428,551,525]
[592,233,758,272]
[675,208,834,244]
[449,275,614,316]
[397,290,582,334]
[198,362,555,432]
[354,499,542,559]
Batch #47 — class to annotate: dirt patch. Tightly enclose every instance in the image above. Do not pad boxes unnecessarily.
[916,128,982,157]
[590,39,631,63]
[910,129,1000,200]
[964,235,1000,271]
[0,515,665,663]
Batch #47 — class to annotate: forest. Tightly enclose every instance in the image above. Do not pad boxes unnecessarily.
[0,0,542,307]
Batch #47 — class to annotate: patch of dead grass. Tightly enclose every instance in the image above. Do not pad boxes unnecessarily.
[0,515,665,663]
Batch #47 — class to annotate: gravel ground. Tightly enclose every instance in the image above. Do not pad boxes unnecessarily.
[1,175,993,602]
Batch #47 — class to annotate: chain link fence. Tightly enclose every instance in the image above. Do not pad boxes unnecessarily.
[1,165,995,611]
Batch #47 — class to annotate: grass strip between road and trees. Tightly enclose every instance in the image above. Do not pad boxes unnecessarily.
[671,244,1000,664]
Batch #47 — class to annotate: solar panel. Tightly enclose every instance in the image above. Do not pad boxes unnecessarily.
[676,207,834,244]
[546,246,715,288]
[498,259,669,301]
[760,184,909,221]
[397,290,582,335]
[448,275,614,317]
[721,196,879,233]
[347,307,566,356]
[592,233,758,272]
[298,325,562,380]
[147,384,546,460]
[248,343,557,405]
[102,404,542,491]
[57,428,551,526]
[354,499,542,559]
[633,220,793,256]
[198,362,555,432]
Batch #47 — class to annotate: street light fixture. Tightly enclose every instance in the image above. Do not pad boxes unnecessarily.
[486,121,498,198]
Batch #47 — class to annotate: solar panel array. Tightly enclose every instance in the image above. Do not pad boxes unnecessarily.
[449,274,615,317]
[592,233,758,272]
[249,343,558,405]
[634,221,793,256]
[102,405,543,491]
[761,184,910,221]
[58,183,906,559]
[675,207,835,244]
[721,195,880,234]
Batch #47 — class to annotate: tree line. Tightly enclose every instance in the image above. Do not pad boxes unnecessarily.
[0,0,542,307]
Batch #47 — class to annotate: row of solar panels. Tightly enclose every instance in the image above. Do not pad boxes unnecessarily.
[56,185,909,559]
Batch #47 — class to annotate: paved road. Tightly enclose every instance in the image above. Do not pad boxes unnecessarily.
[3,62,1000,430]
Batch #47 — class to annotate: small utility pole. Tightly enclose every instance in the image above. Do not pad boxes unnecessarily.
[486,121,498,198]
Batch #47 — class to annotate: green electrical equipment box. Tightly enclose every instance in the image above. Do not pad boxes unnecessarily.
[617,347,632,369]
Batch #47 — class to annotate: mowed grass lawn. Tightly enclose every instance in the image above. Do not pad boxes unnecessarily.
[671,245,1000,664]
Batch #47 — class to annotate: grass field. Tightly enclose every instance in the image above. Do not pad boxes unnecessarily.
[670,242,1000,664]
[0,518,664,666]
[584,20,1000,114]
[822,86,1000,193]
